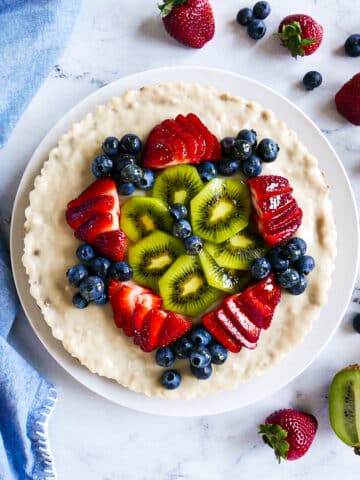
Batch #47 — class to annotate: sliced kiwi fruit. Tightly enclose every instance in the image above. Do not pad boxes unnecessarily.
[205,230,267,270]
[329,365,360,453]
[198,246,251,293]
[190,178,251,243]
[128,230,185,291]
[152,165,203,208]
[158,254,221,317]
[120,196,173,242]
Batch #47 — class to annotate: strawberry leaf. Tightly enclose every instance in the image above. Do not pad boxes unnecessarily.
[158,0,187,17]
[275,21,317,58]
[258,423,290,463]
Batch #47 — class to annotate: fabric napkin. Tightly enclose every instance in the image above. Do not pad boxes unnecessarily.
[0,0,81,149]
[0,239,57,479]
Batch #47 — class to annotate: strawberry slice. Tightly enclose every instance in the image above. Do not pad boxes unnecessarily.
[186,113,214,160]
[93,229,127,262]
[248,176,293,201]
[75,212,116,243]
[256,193,294,223]
[67,178,118,209]
[159,312,192,347]
[161,119,198,161]
[223,297,261,343]
[119,284,148,336]
[216,308,258,350]
[142,142,173,169]
[151,125,188,160]
[134,309,167,352]
[176,114,206,159]
[260,198,299,230]
[209,133,221,160]
[202,311,242,353]
[108,280,123,328]
[133,303,151,334]
[255,209,303,247]
[66,195,115,229]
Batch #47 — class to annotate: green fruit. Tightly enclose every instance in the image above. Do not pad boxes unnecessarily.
[190,178,251,243]
[158,254,221,317]
[120,196,173,242]
[329,365,360,454]
[128,230,185,291]
[152,165,203,207]
[205,231,267,270]
[198,246,251,293]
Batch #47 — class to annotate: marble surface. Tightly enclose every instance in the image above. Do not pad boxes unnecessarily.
[1,0,360,478]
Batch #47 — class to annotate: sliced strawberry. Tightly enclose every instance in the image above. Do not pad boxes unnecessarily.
[256,209,303,247]
[256,193,294,223]
[260,198,299,230]
[66,195,115,229]
[67,178,118,209]
[119,284,147,336]
[162,119,197,160]
[186,113,214,160]
[132,303,150,335]
[223,297,261,343]
[93,229,127,262]
[74,212,115,243]
[142,142,174,169]
[108,280,123,328]
[134,309,167,352]
[176,114,206,160]
[216,308,258,350]
[151,125,188,160]
[209,133,221,160]
[202,311,242,353]
[159,312,192,347]
[248,176,292,202]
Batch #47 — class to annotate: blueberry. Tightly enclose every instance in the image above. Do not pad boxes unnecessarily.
[198,161,218,182]
[345,34,360,57]
[267,247,289,272]
[90,257,111,278]
[173,337,193,359]
[218,158,240,176]
[353,313,360,334]
[237,129,257,149]
[232,139,252,161]
[251,257,271,279]
[135,168,155,190]
[276,268,300,289]
[117,181,135,196]
[256,138,279,163]
[119,134,142,155]
[253,1,271,20]
[189,347,211,369]
[303,71,322,91]
[114,154,137,174]
[209,344,228,365]
[294,255,315,275]
[247,19,266,40]
[190,364,213,380]
[161,369,181,390]
[92,155,114,178]
[72,293,89,309]
[76,244,96,263]
[102,136,120,156]
[282,237,307,261]
[172,219,192,239]
[79,275,104,302]
[287,274,307,295]
[170,203,188,221]
[240,154,262,178]
[184,235,203,255]
[94,292,109,305]
[156,347,175,368]
[190,327,212,347]
[66,264,89,287]
[109,261,133,281]
[236,7,254,26]
[221,137,236,156]
[120,163,143,183]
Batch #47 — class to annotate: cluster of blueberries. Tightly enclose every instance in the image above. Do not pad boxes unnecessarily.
[156,327,227,389]
[169,204,203,254]
[236,1,271,41]
[66,244,133,309]
[92,134,155,195]
[250,237,315,295]
[198,129,279,181]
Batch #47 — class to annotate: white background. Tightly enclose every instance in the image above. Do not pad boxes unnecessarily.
[1,0,360,478]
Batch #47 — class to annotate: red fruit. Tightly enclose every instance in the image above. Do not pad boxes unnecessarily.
[176,114,206,160]
[216,308,258,350]
[259,409,318,462]
[66,195,115,229]
[74,212,116,243]
[134,309,167,352]
[133,303,152,335]
[118,285,148,336]
[67,178,118,209]
[108,280,123,328]
[255,210,303,247]
[186,113,214,159]
[159,0,215,49]
[93,230,127,262]
[277,14,323,57]
[335,73,360,126]
[202,311,242,353]
[161,119,197,160]
[223,297,261,343]
[248,176,292,202]
[159,312,192,347]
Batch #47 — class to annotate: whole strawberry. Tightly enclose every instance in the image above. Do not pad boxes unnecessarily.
[158,0,215,49]
[258,408,318,462]
[276,14,323,58]
[335,73,360,125]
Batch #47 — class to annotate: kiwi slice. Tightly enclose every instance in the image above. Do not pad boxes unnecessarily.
[198,246,251,293]
[158,254,221,317]
[205,230,267,270]
[190,178,251,243]
[329,365,360,452]
[128,230,185,291]
[120,196,173,242]
[152,165,203,207]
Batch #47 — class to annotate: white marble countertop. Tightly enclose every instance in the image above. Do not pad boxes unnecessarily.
[1,0,360,478]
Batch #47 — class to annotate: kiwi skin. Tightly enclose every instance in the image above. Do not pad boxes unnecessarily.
[328,364,360,454]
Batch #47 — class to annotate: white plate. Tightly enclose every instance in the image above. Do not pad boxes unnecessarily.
[10,66,359,416]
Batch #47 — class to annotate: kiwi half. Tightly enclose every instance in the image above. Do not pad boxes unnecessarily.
[120,196,173,242]
[158,254,221,317]
[205,230,267,270]
[198,246,251,293]
[152,165,203,207]
[329,365,360,453]
[128,230,185,291]
[190,178,251,243]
